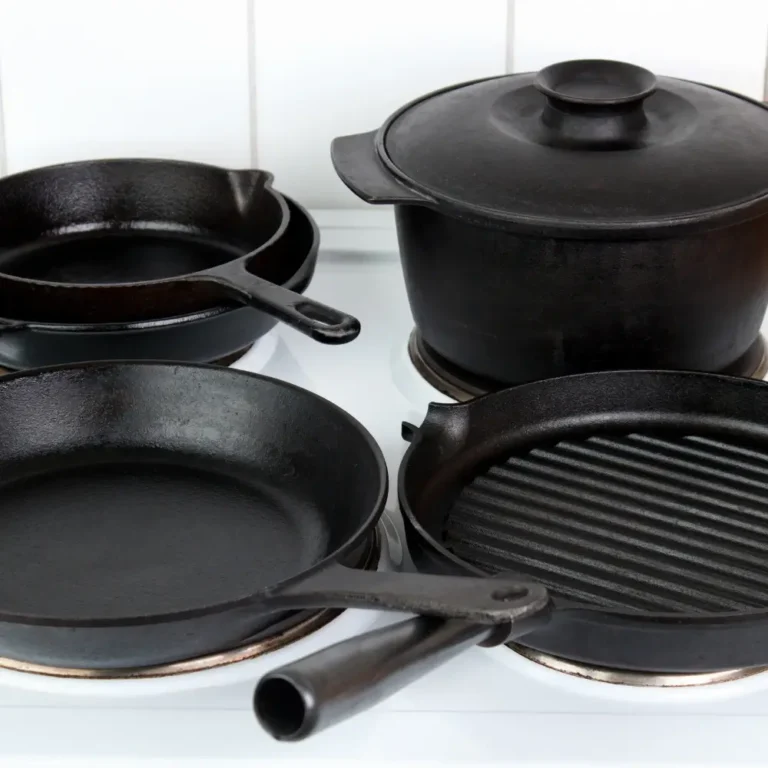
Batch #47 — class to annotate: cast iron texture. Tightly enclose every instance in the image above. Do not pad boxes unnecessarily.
[252,369,768,742]
[395,206,768,384]
[447,432,768,614]
[0,195,318,369]
[332,59,768,385]
[0,362,540,669]
[0,362,384,667]
[0,158,357,343]
[401,370,768,673]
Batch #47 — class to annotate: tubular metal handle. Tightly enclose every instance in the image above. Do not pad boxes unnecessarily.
[254,585,551,741]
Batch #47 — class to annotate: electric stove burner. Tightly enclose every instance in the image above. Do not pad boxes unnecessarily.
[210,343,256,367]
[0,531,380,680]
[408,330,768,402]
[510,644,768,687]
[407,331,497,402]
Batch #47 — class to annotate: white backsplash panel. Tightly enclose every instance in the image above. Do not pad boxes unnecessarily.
[0,0,764,206]
[511,0,768,99]
[251,0,508,208]
[0,0,253,173]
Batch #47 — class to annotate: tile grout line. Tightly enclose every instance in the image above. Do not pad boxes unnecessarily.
[247,0,259,167]
[764,19,768,102]
[505,0,516,73]
[0,58,7,176]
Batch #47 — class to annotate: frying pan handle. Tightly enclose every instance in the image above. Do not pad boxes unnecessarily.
[254,609,550,741]
[262,562,549,625]
[189,264,360,344]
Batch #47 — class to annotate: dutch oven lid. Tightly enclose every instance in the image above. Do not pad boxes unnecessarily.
[378,59,768,236]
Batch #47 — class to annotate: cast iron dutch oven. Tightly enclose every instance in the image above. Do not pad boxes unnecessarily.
[0,158,358,369]
[332,59,768,387]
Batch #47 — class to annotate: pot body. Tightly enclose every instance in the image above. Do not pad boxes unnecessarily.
[396,204,768,384]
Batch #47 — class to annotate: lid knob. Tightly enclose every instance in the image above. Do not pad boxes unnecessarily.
[533,60,657,149]
[535,59,657,108]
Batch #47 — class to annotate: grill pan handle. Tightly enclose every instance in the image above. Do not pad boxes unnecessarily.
[255,569,551,741]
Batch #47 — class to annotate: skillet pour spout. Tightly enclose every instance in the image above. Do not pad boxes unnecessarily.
[254,574,551,741]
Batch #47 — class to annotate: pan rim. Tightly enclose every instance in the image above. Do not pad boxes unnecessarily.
[398,368,768,625]
[0,361,389,628]
[0,183,288,292]
[0,193,318,331]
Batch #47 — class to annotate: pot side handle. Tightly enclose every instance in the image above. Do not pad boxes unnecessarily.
[331,130,433,205]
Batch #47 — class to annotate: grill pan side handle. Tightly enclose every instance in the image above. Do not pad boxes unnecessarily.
[254,596,550,741]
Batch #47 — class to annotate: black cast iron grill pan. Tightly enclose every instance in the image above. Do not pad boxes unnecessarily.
[255,371,768,741]
[0,159,358,344]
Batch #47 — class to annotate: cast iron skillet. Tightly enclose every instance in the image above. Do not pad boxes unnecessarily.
[0,158,358,344]
[255,370,768,741]
[0,195,319,369]
[0,362,528,672]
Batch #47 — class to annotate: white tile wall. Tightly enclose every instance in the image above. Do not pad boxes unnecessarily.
[511,0,768,99]
[0,0,253,173]
[251,0,508,208]
[0,0,764,206]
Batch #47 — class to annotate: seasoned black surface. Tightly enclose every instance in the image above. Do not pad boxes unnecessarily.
[0,459,327,618]
[0,363,386,668]
[0,159,286,322]
[0,230,242,284]
[400,371,768,670]
[448,432,768,614]
[0,195,319,369]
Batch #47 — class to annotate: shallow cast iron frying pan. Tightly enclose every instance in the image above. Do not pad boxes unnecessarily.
[0,158,358,343]
[256,370,768,741]
[0,362,530,671]
[0,194,320,369]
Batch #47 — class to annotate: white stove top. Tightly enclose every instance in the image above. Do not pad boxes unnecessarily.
[3,210,768,767]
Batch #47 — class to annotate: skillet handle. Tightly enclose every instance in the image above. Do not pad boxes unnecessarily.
[191,263,360,344]
[254,607,550,741]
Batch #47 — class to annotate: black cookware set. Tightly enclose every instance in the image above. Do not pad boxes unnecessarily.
[1,59,768,742]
